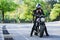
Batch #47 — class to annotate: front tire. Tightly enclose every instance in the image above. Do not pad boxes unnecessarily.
[39,25,45,37]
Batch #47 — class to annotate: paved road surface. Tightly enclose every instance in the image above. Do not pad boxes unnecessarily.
[0,25,4,40]
[0,21,60,40]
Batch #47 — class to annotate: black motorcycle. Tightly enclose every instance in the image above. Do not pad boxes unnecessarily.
[30,15,48,37]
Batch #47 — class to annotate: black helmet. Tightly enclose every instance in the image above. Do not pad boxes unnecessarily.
[36,4,41,9]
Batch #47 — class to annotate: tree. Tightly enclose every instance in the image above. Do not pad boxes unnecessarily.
[50,4,60,21]
[20,0,48,22]
[46,0,57,8]
[42,0,58,22]
[0,0,18,23]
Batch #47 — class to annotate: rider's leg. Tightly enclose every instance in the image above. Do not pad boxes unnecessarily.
[30,27,34,36]
[44,25,49,36]
[30,21,36,36]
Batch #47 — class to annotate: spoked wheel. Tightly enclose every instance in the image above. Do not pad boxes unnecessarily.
[34,27,38,36]
[34,27,40,36]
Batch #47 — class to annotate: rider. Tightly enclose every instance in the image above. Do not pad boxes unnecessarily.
[30,4,49,37]
[33,4,44,27]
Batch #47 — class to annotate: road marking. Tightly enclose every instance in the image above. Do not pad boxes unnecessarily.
[23,35,29,40]
[17,31,30,40]
[1,26,4,40]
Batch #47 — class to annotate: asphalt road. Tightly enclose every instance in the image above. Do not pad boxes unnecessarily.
[0,21,60,40]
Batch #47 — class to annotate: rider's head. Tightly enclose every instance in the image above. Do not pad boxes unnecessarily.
[36,4,41,10]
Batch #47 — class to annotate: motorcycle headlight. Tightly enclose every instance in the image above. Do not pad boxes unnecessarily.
[41,18,45,22]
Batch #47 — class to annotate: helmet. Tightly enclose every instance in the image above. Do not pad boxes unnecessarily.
[36,4,41,9]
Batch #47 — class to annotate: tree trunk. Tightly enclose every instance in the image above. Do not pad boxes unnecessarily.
[2,10,4,23]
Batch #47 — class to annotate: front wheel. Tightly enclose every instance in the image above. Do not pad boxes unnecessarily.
[39,25,45,37]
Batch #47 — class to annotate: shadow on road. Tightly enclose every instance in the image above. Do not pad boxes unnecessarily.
[43,35,60,38]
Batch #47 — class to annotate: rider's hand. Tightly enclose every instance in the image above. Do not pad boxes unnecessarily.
[36,10,38,13]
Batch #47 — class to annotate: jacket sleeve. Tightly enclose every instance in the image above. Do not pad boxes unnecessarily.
[32,10,36,21]
[33,10,37,16]
[41,9,45,15]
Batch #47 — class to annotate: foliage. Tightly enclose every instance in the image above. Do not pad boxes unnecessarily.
[20,0,48,22]
[50,4,60,21]
[0,0,18,12]
[0,0,19,23]
[0,0,59,23]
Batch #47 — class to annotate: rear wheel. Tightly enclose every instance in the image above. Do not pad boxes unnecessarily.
[34,26,40,36]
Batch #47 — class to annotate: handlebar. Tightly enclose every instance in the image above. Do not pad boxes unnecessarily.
[35,15,45,18]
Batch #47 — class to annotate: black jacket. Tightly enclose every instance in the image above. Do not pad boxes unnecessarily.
[33,9,44,21]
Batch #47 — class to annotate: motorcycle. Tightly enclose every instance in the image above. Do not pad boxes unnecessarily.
[30,15,46,37]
